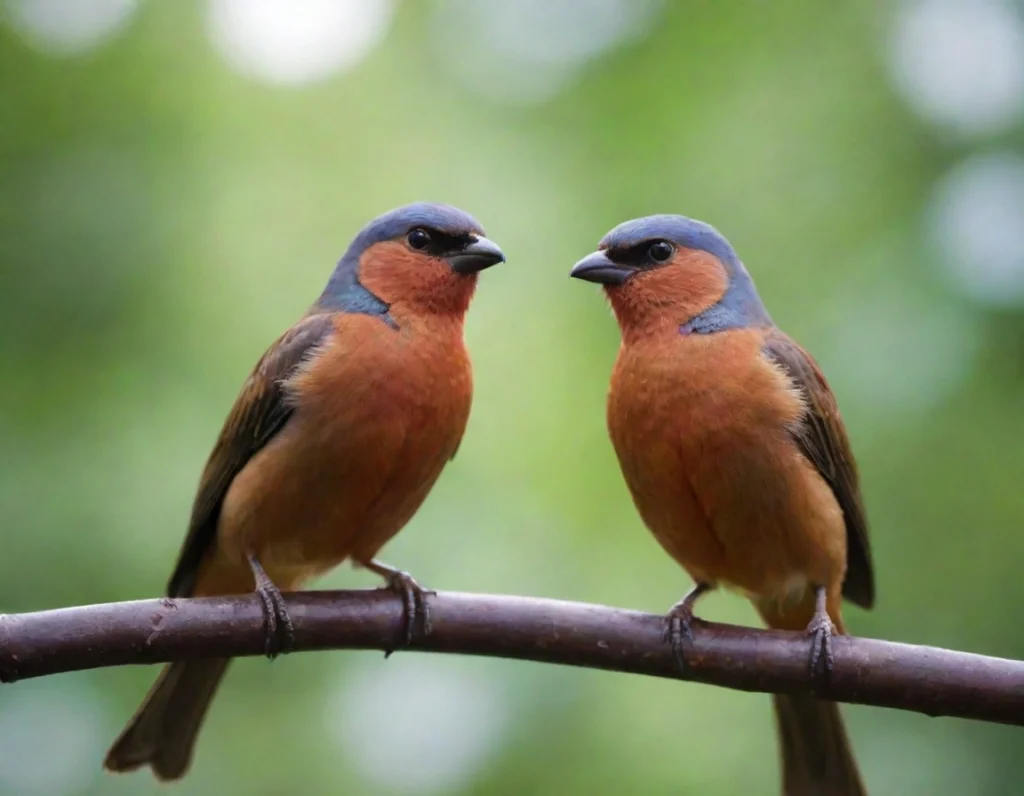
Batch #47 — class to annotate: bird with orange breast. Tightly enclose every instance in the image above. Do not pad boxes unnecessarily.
[104,202,505,781]
[571,214,874,796]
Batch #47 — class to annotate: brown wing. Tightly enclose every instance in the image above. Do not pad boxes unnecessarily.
[167,314,335,597]
[763,329,874,609]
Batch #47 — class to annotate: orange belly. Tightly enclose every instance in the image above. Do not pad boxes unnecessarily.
[608,329,847,607]
[198,313,472,594]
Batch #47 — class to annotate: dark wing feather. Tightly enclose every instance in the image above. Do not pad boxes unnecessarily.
[167,314,335,597]
[762,329,874,609]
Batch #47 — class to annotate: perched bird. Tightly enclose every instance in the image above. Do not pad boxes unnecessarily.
[104,202,505,781]
[571,215,873,796]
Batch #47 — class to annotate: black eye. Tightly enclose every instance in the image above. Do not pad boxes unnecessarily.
[648,241,674,263]
[407,228,431,250]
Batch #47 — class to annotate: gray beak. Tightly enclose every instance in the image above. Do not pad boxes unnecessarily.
[447,236,506,274]
[570,251,634,286]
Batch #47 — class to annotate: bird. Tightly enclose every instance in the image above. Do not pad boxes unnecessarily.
[570,214,873,796]
[103,202,505,781]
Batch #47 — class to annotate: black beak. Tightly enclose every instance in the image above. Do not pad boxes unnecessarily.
[447,236,505,274]
[570,251,634,286]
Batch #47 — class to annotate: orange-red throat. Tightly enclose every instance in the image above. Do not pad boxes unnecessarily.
[608,250,729,342]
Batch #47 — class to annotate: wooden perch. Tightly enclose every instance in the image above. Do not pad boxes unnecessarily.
[1,590,1022,726]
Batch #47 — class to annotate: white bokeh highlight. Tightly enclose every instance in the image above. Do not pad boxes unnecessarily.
[206,0,396,86]
[889,0,1024,136]
[3,0,140,56]
[431,0,665,105]
[327,656,508,794]
[927,151,1024,306]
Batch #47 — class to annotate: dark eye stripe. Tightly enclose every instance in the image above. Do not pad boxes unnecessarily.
[606,241,673,268]
[405,228,474,256]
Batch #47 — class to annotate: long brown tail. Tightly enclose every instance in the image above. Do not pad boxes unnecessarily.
[772,693,866,796]
[104,658,230,781]
[758,593,866,796]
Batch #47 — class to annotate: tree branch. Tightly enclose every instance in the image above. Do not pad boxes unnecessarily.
[1,590,1021,726]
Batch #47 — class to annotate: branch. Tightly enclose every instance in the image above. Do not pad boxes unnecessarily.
[1,590,1022,726]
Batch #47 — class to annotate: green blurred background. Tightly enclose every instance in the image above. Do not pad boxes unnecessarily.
[3,0,1024,793]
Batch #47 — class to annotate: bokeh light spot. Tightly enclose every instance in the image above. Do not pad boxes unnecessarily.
[431,0,665,105]
[206,0,396,86]
[889,0,1024,136]
[927,151,1024,306]
[824,284,981,415]
[327,656,508,794]
[2,0,140,56]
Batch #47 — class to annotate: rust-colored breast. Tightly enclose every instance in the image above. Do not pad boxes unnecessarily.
[607,329,847,604]
[213,311,472,588]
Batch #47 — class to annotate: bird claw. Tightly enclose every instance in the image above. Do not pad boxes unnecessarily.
[256,579,295,660]
[806,612,835,681]
[661,583,711,675]
[663,603,697,674]
[380,570,434,657]
[246,553,295,660]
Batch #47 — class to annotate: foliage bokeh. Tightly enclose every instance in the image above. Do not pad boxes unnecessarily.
[2,1,1023,794]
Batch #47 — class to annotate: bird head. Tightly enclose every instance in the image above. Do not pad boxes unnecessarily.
[570,214,771,339]
[319,203,505,320]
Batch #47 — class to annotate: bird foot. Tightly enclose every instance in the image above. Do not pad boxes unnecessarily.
[663,603,697,674]
[247,552,294,660]
[661,582,711,675]
[379,570,435,657]
[805,612,835,682]
[256,578,295,660]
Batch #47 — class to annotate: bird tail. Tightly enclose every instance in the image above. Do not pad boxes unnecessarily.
[756,594,866,795]
[771,693,866,796]
[103,658,230,781]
